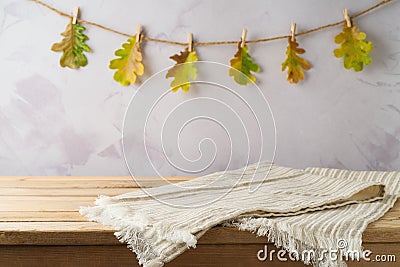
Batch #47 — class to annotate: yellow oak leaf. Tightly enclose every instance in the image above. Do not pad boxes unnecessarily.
[166,48,198,92]
[51,19,90,69]
[229,43,260,86]
[109,35,144,86]
[334,24,373,72]
[281,37,311,84]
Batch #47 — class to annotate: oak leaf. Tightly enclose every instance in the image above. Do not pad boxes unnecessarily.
[282,37,311,84]
[229,43,260,85]
[166,48,198,92]
[51,20,90,69]
[109,35,144,86]
[334,24,373,72]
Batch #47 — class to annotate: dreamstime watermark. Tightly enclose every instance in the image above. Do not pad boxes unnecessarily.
[256,239,396,263]
[122,61,277,208]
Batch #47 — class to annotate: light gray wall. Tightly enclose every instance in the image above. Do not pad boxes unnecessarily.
[0,0,399,176]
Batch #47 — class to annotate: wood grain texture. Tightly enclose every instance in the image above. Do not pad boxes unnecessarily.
[0,222,269,245]
[0,211,84,222]
[0,244,397,267]
[0,176,398,266]
[0,176,187,189]
[0,187,138,196]
[0,176,190,181]
[0,221,399,245]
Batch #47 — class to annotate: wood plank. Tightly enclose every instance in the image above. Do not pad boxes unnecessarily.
[0,211,86,222]
[0,177,190,189]
[0,222,265,245]
[0,187,139,196]
[0,180,161,189]
[0,244,397,267]
[0,176,192,181]
[0,197,95,212]
[0,221,399,245]
[378,210,400,221]
[0,222,267,245]
[176,243,400,267]
[0,177,398,246]
[0,222,110,232]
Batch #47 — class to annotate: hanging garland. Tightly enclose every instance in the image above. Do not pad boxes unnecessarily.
[35,0,393,90]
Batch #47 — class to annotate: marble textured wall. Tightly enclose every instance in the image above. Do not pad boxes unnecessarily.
[0,0,399,175]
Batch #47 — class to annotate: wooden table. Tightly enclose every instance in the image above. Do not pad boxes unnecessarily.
[0,176,398,267]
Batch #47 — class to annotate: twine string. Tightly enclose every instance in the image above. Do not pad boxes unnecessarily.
[31,0,392,47]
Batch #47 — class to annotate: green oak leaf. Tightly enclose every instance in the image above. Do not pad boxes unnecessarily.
[166,48,198,92]
[229,43,260,85]
[51,19,90,69]
[334,24,373,72]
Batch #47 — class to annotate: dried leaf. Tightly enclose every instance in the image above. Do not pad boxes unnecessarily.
[282,37,311,84]
[166,48,198,92]
[229,43,260,85]
[109,35,144,86]
[334,24,373,72]
[51,20,90,69]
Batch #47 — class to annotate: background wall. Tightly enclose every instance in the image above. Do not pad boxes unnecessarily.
[0,0,399,176]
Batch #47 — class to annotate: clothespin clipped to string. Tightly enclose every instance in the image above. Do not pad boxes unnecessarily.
[291,22,296,42]
[343,8,352,27]
[136,24,142,43]
[188,33,193,52]
[72,6,79,24]
[241,28,247,48]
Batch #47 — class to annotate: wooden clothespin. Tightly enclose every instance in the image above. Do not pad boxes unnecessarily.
[188,33,193,52]
[343,8,352,27]
[241,28,247,48]
[136,24,142,43]
[291,22,296,42]
[72,6,79,24]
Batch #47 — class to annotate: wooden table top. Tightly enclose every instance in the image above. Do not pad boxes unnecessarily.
[0,176,399,246]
